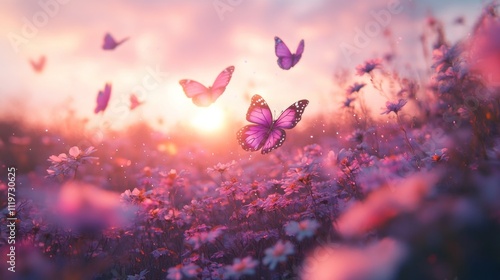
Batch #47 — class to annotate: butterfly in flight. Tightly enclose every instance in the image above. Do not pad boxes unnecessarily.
[179,66,235,107]
[274,36,304,70]
[30,55,46,73]
[94,83,112,114]
[102,33,129,50]
[237,94,309,154]
[130,94,143,110]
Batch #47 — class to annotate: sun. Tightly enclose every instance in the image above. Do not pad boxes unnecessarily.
[190,106,225,133]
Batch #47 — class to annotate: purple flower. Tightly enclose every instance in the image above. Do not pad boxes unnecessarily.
[342,97,356,108]
[381,99,408,115]
[207,160,237,174]
[356,59,382,75]
[346,82,366,95]
[432,44,461,73]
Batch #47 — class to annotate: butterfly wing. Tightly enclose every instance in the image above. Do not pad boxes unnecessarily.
[291,40,305,68]
[180,66,234,107]
[259,99,309,154]
[273,99,309,129]
[102,33,116,50]
[95,83,112,113]
[260,128,286,154]
[210,65,235,101]
[237,94,274,152]
[237,124,271,152]
[179,79,211,107]
[275,36,293,70]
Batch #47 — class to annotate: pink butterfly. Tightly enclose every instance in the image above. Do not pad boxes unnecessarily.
[130,94,143,110]
[102,33,129,50]
[179,66,235,107]
[237,94,309,154]
[274,36,305,70]
[94,83,112,114]
[30,56,46,73]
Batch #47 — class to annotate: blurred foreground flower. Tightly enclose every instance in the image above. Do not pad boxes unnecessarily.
[224,256,259,279]
[285,219,320,241]
[53,181,135,233]
[46,146,98,179]
[262,240,295,270]
[470,12,500,86]
[300,238,407,280]
[337,173,438,237]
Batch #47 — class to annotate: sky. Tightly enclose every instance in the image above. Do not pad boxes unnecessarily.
[0,0,484,133]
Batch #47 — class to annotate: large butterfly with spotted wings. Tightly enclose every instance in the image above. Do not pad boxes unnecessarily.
[237,94,309,154]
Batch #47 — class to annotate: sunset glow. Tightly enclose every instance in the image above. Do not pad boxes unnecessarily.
[190,106,226,133]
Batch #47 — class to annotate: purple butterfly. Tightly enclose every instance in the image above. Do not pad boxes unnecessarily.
[94,83,112,114]
[179,66,235,107]
[274,36,305,70]
[102,33,129,50]
[237,94,309,154]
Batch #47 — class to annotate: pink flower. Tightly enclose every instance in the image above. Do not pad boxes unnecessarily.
[207,160,237,174]
[186,226,227,250]
[224,256,259,279]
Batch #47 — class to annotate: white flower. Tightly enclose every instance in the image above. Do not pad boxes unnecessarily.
[46,146,98,178]
[262,240,295,270]
[285,219,320,241]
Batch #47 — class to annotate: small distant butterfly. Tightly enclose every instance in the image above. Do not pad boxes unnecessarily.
[179,66,235,107]
[130,94,143,110]
[94,83,112,114]
[30,56,46,73]
[102,33,129,50]
[274,36,305,70]
[237,94,309,154]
